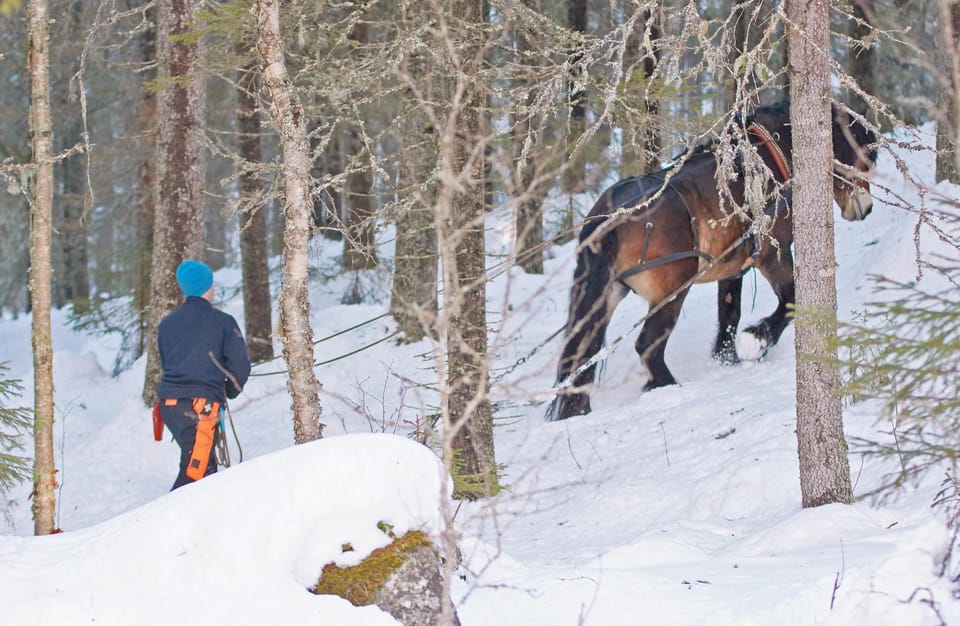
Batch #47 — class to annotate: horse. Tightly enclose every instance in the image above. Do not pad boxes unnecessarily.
[545,101,878,421]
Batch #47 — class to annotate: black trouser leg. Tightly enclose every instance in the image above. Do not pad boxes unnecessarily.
[159,398,217,491]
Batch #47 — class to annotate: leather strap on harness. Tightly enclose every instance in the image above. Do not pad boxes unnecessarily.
[747,122,791,182]
[615,183,718,283]
[616,246,717,282]
[616,122,790,284]
[186,397,221,481]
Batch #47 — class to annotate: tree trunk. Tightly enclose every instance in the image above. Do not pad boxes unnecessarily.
[849,1,878,125]
[133,7,157,363]
[236,54,275,364]
[141,0,209,408]
[311,124,343,241]
[726,0,779,106]
[205,211,227,271]
[787,0,853,507]
[390,35,438,342]
[390,199,438,342]
[561,0,588,196]
[45,1,88,314]
[619,4,661,178]
[512,0,546,274]
[937,0,960,183]
[54,133,90,313]
[256,0,324,443]
[439,1,498,501]
[342,123,377,272]
[342,14,377,274]
[27,0,57,536]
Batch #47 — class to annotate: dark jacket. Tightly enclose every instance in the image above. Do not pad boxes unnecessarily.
[156,297,251,404]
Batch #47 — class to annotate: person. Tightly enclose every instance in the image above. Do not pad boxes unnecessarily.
[155,260,251,490]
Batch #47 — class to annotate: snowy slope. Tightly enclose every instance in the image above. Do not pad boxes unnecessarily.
[0,123,957,625]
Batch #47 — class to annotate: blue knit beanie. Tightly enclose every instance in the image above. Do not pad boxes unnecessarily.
[175,260,213,297]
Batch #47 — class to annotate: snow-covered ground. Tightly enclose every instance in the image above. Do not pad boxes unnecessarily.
[0,123,958,625]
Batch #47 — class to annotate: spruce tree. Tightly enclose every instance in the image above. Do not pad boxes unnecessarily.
[0,362,31,508]
[833,266,960,496]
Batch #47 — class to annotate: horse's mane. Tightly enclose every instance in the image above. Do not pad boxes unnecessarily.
[666,102,791,164]
[831,106,879,167]
[681,101,876,170]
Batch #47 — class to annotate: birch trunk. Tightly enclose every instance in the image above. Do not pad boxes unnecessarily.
[256,0,323,443]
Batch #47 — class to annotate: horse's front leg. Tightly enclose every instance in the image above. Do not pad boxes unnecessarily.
[712,276,743,365]
[743,253,795,359]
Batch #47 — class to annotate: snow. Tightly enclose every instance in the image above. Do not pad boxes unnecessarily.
[1,435,440,626]
[1,122,958,625]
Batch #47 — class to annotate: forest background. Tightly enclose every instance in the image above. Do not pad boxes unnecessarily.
[2,0,960,622]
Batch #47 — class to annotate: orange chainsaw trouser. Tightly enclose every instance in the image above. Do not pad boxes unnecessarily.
[157,397,221,491]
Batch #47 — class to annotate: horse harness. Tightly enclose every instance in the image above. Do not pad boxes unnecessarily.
[614,121,792,284]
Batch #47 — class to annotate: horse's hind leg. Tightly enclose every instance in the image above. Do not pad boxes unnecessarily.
[636,288,690,390]
[744,253,795,357]
[712,276,743,364]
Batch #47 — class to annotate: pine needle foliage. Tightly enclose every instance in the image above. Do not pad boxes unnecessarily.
[830,265,960,498]
[0,361,30,497]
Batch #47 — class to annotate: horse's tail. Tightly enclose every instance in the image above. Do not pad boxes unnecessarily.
[546,213,621,421]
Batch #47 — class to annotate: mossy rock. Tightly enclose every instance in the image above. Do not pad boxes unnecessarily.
[313,530,460,626]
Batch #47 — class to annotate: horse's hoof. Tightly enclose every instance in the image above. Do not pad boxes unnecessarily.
[738,327,771,361]
[712,349,741,365]
[643,378,677,392]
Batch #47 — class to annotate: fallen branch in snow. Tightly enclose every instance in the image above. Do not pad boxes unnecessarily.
[659,420,670,467]
[830,539,846,610]
[830,572,841,610]
[902,587,947,626]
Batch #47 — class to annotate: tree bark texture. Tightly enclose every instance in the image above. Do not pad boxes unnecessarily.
[236,55,275,364]
[142,0,208,407]
[27,0,57,535]
[620,4,662,178]
[256,0,324,443]
[848,1,876,122]
[54,129,90,312]
[726,0,780,107]
[390,198,438,341]
[342,124,377,272]
[936,0,960,183]
[390,37,438,342]
[342,16,378,274]
[787,0,853,507]
[310,121,343,241]
[50,1,89,313]
[513,0,546,274]
[562,0,588,194]
[439,1,498,500]
[134,7,157,363]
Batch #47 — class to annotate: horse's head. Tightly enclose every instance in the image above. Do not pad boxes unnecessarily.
[744,101,878,221]
[831,106,878,221]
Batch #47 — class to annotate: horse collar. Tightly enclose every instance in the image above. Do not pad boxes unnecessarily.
[747,122,791,182]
